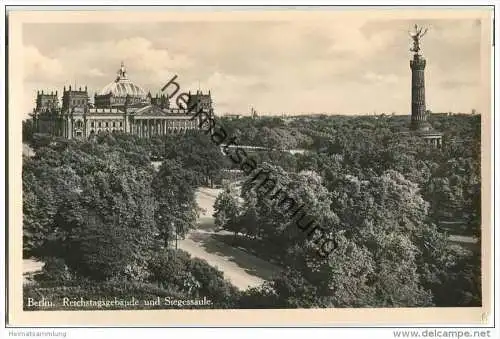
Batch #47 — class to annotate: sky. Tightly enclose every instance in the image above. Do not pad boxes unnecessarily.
[21,15,483,118]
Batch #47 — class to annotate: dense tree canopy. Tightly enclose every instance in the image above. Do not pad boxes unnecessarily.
[214,114,481,307]
[24,113,482,308]
[152,159,199,245]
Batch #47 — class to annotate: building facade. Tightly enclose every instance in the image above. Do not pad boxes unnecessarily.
[31,62,212,139]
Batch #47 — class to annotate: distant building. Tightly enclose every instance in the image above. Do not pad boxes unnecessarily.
[31,62,213,139]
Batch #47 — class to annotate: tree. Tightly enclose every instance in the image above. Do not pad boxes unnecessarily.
[64,152,160,281]
[148,249,240,308]
[237,167,435,307]
[213,187,241,234]
[237,196,260,238]
[414,223,481,306]
[163,133,228,187]
[239,269,322,308]
[151,159,198,246]
[22,165,58,257]
[22,119,35,142]
[23,137,161,281]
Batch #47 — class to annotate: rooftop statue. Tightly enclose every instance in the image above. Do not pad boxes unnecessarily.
[116,61,128,81]
[409,24,428,54]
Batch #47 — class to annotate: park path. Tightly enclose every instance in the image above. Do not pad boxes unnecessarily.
[178,187,282,290]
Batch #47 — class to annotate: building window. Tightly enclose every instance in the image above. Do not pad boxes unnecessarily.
[113,122,116,127]
[105,122,109,127]
[98,122,102,128]
[119,122,123,127]
[91,122,94,128]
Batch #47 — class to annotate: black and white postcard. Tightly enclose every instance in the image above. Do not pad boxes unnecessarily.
[6,7,494,327]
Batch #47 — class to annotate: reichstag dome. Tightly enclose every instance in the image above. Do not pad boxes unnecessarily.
[31,62,214,139]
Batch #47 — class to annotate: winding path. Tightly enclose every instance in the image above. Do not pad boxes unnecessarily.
[179,187,282,290]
